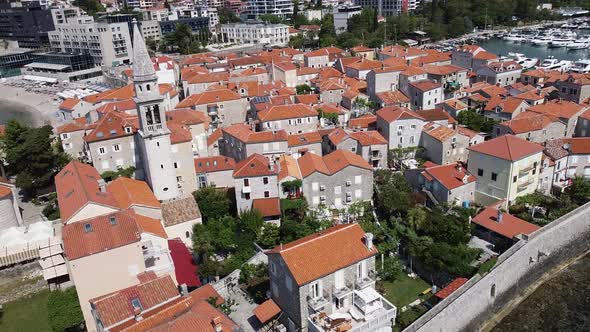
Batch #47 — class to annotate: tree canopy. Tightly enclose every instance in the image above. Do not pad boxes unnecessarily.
[47,287,84,332]
[193,186,232,222]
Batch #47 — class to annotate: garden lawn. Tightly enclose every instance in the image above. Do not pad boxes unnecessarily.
[380,273,431,308]
[0,290,51,332]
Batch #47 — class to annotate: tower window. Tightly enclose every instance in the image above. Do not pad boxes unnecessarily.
[145,109,153,125]
[160,164,164,169]
[153,105,161,124]
[146,84,151,91]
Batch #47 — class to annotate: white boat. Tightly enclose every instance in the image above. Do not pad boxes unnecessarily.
[537,56,573,71]
[504,34,526,42]
[566,39,590,50]
[549,37,575,48]
[570,59,590,73]
[532,36,552,46]
[508,53,539,70]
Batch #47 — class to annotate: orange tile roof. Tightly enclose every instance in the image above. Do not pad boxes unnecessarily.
[257,104,317,121]
[349,130,387,145]
[435,278,469,299]
[527,100,585,120]
[410,79,442,92]
[422,162,475,190]
[168,121,193,144]
[95,100,137,115]
[254,299,281,324]
[380,45,427,58]
[55,161,119,222]
[318,79,346,91]
[90,275,180,329]
[135,214,168,239]
[252,197,281,217]
[423,64,466,76]
[176,89,240,108]
[472,207,540,239]
[401,66,427,76]
[62,210,142,260]
[59,97,80,111]
[0,186,12,199]
[444,99,467,110]
[318,67,344,80]
[278,155,302,180]
[382,57,408,67]
[351,45,373,53]
[296,66,321,76]
[484,96,527,114]
[107,177,160,209]
[84,111,138,143]
[468,134,544,161]
[268,224,377,285]
[473,51,499,60]
[376,106,425,123]
[327,127,349,145]
[287,131,322,147]
[499,112,560,134]
[348,114,377,129]
[274,62,297,71]
[56,117,91,134]
[297,149,371,177]
[376,90,410,104]
[207,128,223,147]
[423,124,456,142]
[410,52,452,66]
[233,154,277,178]
[166,109,209,128]
[186,72,230,84]
[346,59,383,71]
[295,94,320,105]
[315,103,346,115]
[223,123,288,143]
[194,156,236,173]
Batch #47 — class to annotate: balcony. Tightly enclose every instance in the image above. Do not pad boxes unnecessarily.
[333,283,353,299]
[370,151,383,160]
[308,287,397,332]
[355,270,376,289]
[519,164,535,176]
[517,178,534,192]
[308,293,330,312]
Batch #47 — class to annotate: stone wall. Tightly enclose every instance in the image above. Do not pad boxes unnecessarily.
[404,202,590,332]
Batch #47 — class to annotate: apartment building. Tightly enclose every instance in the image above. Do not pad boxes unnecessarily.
[494,112,567,143]
[482,96,529,121]
[554,73,590,104]
[353,0,416,16]
[221,23,289,46]
[194,156,236,189]
[256,104,319,134]
[232,154,280,217]
[408,80,444,110]
[324,129,388,168]
[467,135,544,207]
[366,65,405,98]
[56,118,94,160]
[420,123,470,165]
[476,61,522,87]
[297,150,373,209]
[376,106,425,149]
[246,0,294,19]
[416,162,476,207]
[333,5,362,34]
[220,124,289,162]
[527,100,588,137]
[423,64,469,96]
[451,45,499,71]
[176,89,248,128]
[545,138,590,190]
[266,223,396,332]
[48,9,133,66]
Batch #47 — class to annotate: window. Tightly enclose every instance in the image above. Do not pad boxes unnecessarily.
[131,298,142,311]
[491,172,497,181]
[185,231,190,238]
[312,182,319,191]
[174,162,178,169]
[310,281,321,299]
[355,175,362,184]
[264,191,270,198]
[198,175,207,188]
[263,177,269,185]
[334,186,341,194]
[355,189,362,198]
[513,175,517,183]
[84,223,93,233]
[61,133,70,140]
[109,216,117,225]
[63,143,72,150]
[124,127,132,134]
[113,144,121,152]
[244,193,251,200]
[244,179,249,187]
[477,168,484,176]
[98,147,106,155]
[410,136,415,144]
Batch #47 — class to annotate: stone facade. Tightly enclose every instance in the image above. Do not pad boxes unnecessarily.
[234,173,279,213]
[377,116,425,149]
[301,166,373,209]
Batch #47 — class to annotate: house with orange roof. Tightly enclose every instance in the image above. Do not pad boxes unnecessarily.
[415,162,476,206]
[182,72,230,96]
[521,68,566,86]
[271,62,298,87]
[61,208,175,330]
[267,223,396,332]
[165,109,210,157]
[379,45,428,60]
[423,64,469,96]
[287,131,323,158]
[472,207,540,251]
[232,154,280,221]
[316,78,347,105]
[527,100,588,137]
[296,66,322,86]
[467,135,544,206]
[314,103,350,126]
[230,66,270,85]
[160,196,203,248]
[476,61,522,87]
[297,150,373,208]
[482,95,529,121]
[194,156,236,189]
[544,138,590,191]
[408,79,443,110]
[256,103,319,134]
[494,112,566,143]
[304,46,345,68]
[442,98,468,118]
[351,45,375,59]
[348,113,377,131]
[220,123,289,162]
[175,88,247,128]
[451,45,499,70]
[553,73,590,104]
[56,117,95,160]
[344,58,383,80]
[106,177,162,219]
[376,106,426,149]
[294,93,320,106]
[366,65,407,99]
[324,129,388,168]
[58,97,96,121]
[421,123,471,165]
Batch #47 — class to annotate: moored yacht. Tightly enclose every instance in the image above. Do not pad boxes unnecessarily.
[537,56,573,71]
[570,59,590,73]
[566,38,590,50]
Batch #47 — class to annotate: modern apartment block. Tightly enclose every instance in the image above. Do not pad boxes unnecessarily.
[246,0,293,20]
[48,8,133,66]
[220,23,289,47]
[0,2,55,48]
[352,0,419,16]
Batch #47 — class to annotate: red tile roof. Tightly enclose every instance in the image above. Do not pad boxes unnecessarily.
[484,96,527,114]
[268,224,377,285]
[410,79,442,92]
[55,161,119,222]
[176,89,240,108]
[252,197,281,217]
[423,64,466,76]
[376,106,425,123]
[62,210,142,260]
[223,124,288,144]
[348,114,377,129]
[90,274,180,330]
[472,207,540,239]
[349,130,387,145]
[56,117,91,134]
[297,149,372,177]
[194,156,236,173]
[435,278,469,299]
[527,100,585,120]
[422,162,475,190]
[295,94,320,105]
[376,90,410,105]
[468,134,544,161]
[499,112,561,134]
[168,238,201,288]
[59,98,80,111]
[258,104,317,121]
[254,299,281,324]
[233,154,277,178]
[287,131,322,147]
[107,177,160,209]
[84,111,138,143]
[473,51,499,60]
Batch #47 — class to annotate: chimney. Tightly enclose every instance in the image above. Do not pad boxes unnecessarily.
[212,316,223,332]
[180,283,188,296]
[97,178,106,192]
[497,210,503,223]
[364,233,374,250]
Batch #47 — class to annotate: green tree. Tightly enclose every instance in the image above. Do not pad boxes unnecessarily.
[296,84,313,95]
[193,186,231,221]
[258,223,280,248]
[47,287,84,332]
[289,34,305,48]
[406,207,428,232]
[73,0,103,16]
[238,209,264,240]
[259,14,285,24]
[164,23,205,55]
[374,170,412,218]
[42,193,60,220]
[379,255,403,281]
[568,177,590,206]
[1,120,70,198]
[218,8,241,24]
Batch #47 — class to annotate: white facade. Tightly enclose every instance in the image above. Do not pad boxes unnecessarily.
[247,0,293,19]
[221,23,289,46]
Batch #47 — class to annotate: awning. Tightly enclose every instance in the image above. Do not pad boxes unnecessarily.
[25,62,70,71]
[254,299,281,324]
[22,75,58,83]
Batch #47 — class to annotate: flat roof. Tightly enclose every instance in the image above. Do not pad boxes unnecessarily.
[25,62,70,71]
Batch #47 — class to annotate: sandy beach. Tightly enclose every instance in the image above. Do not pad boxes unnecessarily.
[0,83,62,127]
